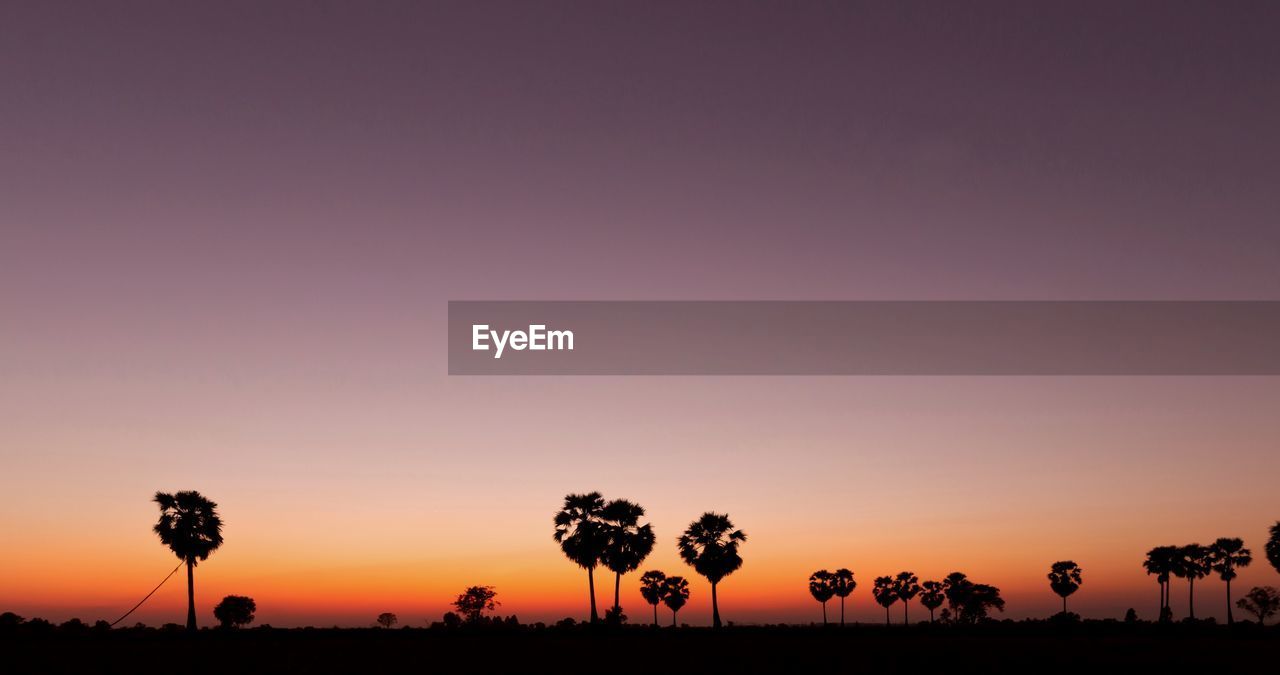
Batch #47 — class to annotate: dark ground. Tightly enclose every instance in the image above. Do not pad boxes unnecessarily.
[5,622,1277,674]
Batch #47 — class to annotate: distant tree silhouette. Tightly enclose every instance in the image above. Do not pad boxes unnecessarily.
[661,576,690,627]
[600,499,655,621]
[1236,586,1280,625]
[808,570,836,626]
[941,572,1005,623]
[1174,544,1210,620]
[153,491,224,631]
[891,572,920,625]
[677,512,746,629]
[1267,522,1280,576]
[1206,537,1252,625]
[212,595,255,629]
[1143,546,1178,622]
[1047,561,1083,614]
[452,586,499,623]
[919,581,944,622]
[872,576,898,626]
[830,568,856,627]
[553,492,608,623]
[376,612,397,628]
[638,570,667,627]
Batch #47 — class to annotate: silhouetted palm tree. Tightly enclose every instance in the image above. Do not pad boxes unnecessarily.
[1267,522,1280,576]
[891,571,920,625]
[1174,544,1210,620]
[661,576,690,627]
[1143,546,1177,622]
[153,491,224,631]
[808,570,836,626]
[677,512,746,629]
[941,572,970,623]
[1207,537,1252,625]
[919,580,944,622]
[553,492,608,623]
[831,568,856,627]
[601,499,655,619]
[1047,561,1083,614]
[872,576,898,626]
[638,570,667,627]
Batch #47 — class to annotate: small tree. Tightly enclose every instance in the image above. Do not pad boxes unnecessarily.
[661,576,690,627]
[872,576,898,626]
[452,586,499,623]
[808,570,836,626]
[376,612,398,628]
[638,571,667,627]
[830,569,856,627]
[212,595,256,629]
[1236,586,1280,625]
[891,572,921,624]
[1047,561,1083,614]
[919,581,944,622]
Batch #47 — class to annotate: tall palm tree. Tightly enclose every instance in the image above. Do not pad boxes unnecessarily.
[1175,544,1210,620]
[872,576,898,626]
[808,570,836,626]
[919,580,944,622]
[152,491,224,631]
[553,492,608,623]
[1207,537,1252,625]
[891,572,920,625]
[1267,522,1280,576]
[600,499,655,619]
[1047,561,1083,614]
[638,570,667,627]
[1143,546,1177,622]
[677,512,746,629]
[831,568,856,627]
[661,576,690,627]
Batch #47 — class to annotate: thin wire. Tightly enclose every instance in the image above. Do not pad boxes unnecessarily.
[108,561,184,627]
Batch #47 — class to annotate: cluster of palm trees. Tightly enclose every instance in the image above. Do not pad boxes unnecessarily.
[1143,538,1254,624]
[637,572,691,626]
[553,493,746,628]
[808,569,1008,626]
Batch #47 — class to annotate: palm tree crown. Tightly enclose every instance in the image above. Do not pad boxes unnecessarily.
[661,576,690,627]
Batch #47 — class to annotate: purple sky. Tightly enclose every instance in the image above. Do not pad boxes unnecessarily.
[2,1,1279,626]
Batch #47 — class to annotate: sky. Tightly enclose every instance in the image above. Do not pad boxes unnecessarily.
[2,1,1279,627]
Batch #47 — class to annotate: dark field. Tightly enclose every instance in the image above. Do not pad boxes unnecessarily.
[5,623,1277,674]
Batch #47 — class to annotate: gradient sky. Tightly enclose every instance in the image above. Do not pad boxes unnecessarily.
[2,1,1279,627]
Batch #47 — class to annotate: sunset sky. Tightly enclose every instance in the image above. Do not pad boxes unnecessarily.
[2,1,1279,627]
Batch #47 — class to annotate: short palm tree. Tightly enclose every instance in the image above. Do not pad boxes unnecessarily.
[638,570,667,627]
[872,576,898,625]
[677,512,746,629]
[661,576,690,627]
[553,492,608,623]
[891,571,920,624]
[919,580,944,622]
[1143,546,1177,622]
[831,568,856,627]
[1047,561,1083,614]
[153,491,224,631]
[1207,537,1252,624]
[808,570,836,626]
[600,499,655,619]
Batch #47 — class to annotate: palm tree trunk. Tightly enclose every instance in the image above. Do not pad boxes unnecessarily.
[613,571,621,615]
[840,597,845,627]
[1226,578,1233,625]
[822,601,827,626]
[185,559,196,631]
[1063,596,1067,614]
[653,603,658,627]
[672,609,678,627]
[587,567,599,623]
[884,606,890,626]
[903,601,909,625]
[711,581,721,629]
[1188,578,1195,620]
[929,608,935,623]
